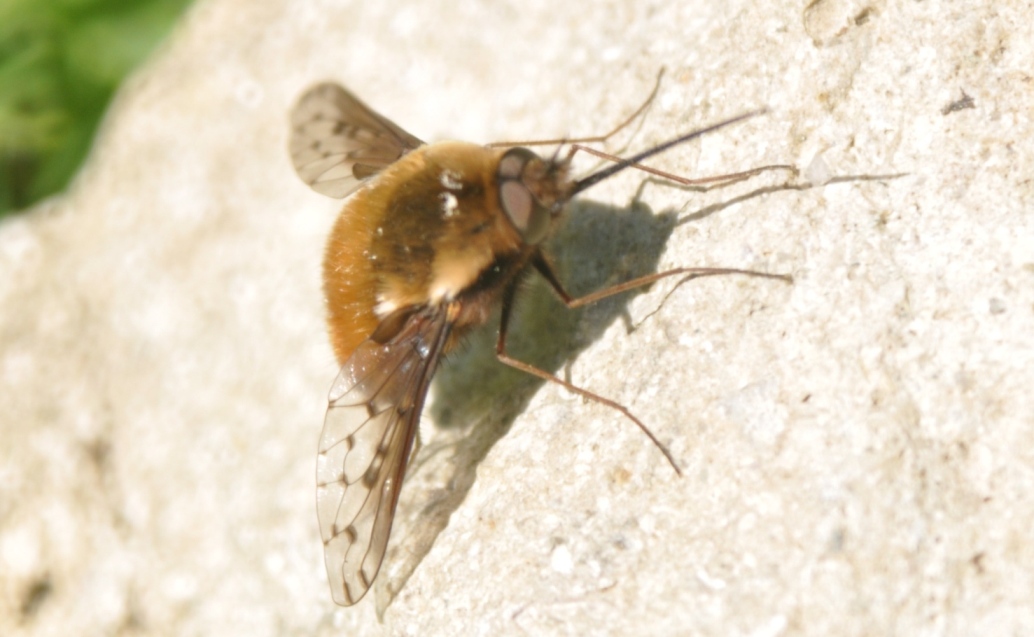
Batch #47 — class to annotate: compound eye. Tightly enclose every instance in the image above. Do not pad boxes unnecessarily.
[497,147,551,245]
[497,147,534,179]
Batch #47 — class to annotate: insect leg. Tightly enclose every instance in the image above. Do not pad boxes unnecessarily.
[494,269,683,476]
[531,252,791,310]
[569,144,799,190]
[486,68,665,149]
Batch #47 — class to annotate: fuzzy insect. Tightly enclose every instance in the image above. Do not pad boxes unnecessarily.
[289,78,785,606]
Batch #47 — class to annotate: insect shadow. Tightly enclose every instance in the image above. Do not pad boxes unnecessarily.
[370,166,902,612]
[370,195,678,613]
[435,196,677,430]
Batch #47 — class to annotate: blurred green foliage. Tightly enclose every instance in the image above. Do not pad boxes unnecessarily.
[0,0,193,218]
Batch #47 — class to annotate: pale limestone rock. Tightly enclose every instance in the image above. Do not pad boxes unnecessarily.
[2,0,1032,635]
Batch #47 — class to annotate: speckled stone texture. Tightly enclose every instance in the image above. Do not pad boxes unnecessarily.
[2,0,1032,635]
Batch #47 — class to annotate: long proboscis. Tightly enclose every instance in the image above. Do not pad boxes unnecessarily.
[569,108,768,197]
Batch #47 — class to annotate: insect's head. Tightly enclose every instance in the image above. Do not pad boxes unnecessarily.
[496,147,573,246]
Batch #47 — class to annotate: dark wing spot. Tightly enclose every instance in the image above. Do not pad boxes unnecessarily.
[20,576,52,619]
[362,461,381,488]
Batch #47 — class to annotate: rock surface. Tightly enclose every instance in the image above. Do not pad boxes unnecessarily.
[2,0,1032,635]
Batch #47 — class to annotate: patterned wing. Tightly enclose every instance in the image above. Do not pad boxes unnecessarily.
[290,83,424,198]
[316,309,451,606]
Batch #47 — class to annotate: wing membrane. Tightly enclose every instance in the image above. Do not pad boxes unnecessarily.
[290,83,424,198]
[316,309,450,606]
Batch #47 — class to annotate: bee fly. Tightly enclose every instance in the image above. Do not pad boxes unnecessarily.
[289,74,790,606]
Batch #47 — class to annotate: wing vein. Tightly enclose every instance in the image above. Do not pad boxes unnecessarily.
[316,306,453,606]
[290,83,424,198]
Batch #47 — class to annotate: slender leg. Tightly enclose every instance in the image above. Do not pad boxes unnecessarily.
[523,252,791,469]
[487,70,798,194]
[495,274,684,476]
[569,143,799,189]
[494,246,791,476]
[531,252,791,309]
[487,68,666,148]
